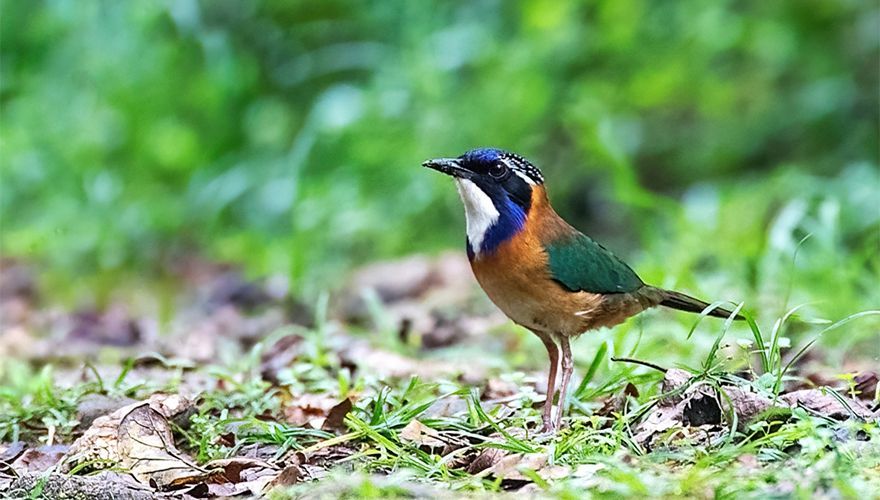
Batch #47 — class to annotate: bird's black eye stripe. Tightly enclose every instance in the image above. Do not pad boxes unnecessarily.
[488,162,508,178]
[500,153,543,183]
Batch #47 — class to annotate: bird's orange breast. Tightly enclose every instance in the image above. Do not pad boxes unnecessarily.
[470,186,607,336]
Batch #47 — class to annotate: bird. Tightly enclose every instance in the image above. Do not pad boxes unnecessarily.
[423,147,743,432]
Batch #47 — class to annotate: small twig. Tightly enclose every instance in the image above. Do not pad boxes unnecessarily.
[610,357,667,373]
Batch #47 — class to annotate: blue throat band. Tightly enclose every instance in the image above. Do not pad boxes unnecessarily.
[467,196,527,258]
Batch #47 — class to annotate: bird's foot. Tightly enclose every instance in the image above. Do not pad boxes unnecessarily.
[540,416,558,435]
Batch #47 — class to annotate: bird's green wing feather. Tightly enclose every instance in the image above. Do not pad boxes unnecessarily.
[545,233,644,294]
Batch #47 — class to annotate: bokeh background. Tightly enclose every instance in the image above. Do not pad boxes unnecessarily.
[2,0,878,329]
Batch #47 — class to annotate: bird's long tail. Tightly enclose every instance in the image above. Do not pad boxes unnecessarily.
[658,289,744,320]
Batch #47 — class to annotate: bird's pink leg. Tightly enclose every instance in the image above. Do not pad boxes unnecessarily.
[535,332,559,433]
[555,336,573,430]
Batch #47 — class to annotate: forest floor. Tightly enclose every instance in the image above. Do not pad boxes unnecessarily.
[1,254,878,499]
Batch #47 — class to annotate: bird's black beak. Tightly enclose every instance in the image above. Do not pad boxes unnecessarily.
[422,158,470,179]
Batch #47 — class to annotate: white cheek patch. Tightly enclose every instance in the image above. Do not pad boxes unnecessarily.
[454,178,499,254]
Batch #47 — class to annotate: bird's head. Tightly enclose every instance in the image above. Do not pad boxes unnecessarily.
[423,148,545,257]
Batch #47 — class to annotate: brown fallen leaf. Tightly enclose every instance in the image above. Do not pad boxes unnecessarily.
[674,380,773,427]
[781,389,875,420]
[284,394,348,429]
[202,457,281,496]
[467,447,507,474]
[62,393,307,495]
[636,382,772,448]
[292,442,357,470]
[634,404,683,450]
[461,428,529,475]
[0,442,26,464]
[660,368,693,405]
[62,393,205,489]
[117,401,205,488]
[10,445,68,474]
[263,464,304,492]
[480,452,571,483]
[205,457,275,484]
[482,452,546,481]
[322,397,353,432]
[718,386,773,426]
[596,382,640,418]
[399,420,446,449]
[854,372,878,401]
[637,375,877,450]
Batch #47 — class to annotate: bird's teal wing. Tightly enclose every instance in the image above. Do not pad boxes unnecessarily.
[545,232,644,294]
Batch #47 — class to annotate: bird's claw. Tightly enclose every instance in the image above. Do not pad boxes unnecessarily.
[540,417,558,435]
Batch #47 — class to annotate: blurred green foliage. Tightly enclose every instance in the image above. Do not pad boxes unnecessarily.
[1,0,877,304]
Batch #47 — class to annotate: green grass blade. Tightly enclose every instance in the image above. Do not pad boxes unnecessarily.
[701,302,745,373]
[574,341,608,399]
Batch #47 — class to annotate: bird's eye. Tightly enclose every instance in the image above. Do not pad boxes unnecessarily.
[488,162,508,179]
